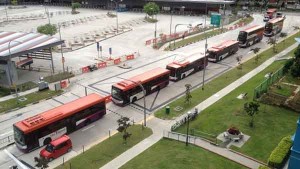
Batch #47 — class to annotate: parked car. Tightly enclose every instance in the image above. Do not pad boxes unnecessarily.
[40,135,72,161]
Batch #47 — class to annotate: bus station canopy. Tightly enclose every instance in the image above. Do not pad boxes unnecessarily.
[0,31,63,60]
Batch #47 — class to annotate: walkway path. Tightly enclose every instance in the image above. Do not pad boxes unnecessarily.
[100,43,298,169]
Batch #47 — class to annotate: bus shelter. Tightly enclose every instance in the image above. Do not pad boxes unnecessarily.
[0,31,64,87]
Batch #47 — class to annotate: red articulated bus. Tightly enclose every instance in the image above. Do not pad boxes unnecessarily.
[237,25,264,48]
[166,53,207,81]
[111,67,170,106]
[13,94,106,152]
[264,17,285,37]
[207,40,239,62]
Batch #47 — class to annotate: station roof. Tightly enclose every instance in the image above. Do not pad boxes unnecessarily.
[0,31,64,60]
[147,0,236,5]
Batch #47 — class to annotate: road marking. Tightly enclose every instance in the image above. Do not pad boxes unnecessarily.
[0,130,13,137]
[81,124,95,132]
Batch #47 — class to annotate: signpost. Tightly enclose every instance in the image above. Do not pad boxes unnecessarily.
[109,47,112,59]
[97,42,100,59]
[211,13,221,27]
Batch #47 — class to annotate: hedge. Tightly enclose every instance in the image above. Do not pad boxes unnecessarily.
[267,136,292,168]
[259,166,270,169]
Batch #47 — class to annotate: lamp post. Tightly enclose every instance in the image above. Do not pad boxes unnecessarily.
[8,40,22,102]
[58,24,65,72]
[202,3,208,90]
[111,0,123,33]
[173,23,192,49]
[169,10,173,48]
[117,77,147,127]
[186,111,191,146]
[5,0,8,22]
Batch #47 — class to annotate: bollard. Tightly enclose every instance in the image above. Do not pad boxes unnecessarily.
[165,106,170,115]
[109,129,111,138]
[82,145,84,153]
[63,157,64,165]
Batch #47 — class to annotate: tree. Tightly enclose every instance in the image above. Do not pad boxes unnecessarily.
[11,0,18,5]
[244,102,260,127]
[117,116,132,144]
[71,2,81,14]
[37,24,57,36]
[34,157,49,169]
[143,2,159,19]
[184,84,192,104]
[251,47,261,63]
[291,45,300,78]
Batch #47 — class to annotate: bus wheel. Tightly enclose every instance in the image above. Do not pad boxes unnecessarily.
[132,97,137,103]
[182,74,186,79]
[43,137,52,146]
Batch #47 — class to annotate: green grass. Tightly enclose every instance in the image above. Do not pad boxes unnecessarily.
[44,72,74,84]
[282,73,300,85]
[154,31,300,120]
[270,84,295,97]
[175,60,299,162]
[235,16,254,25]
[165,28,228,51]
[17,81,38,92]
[55,125,152,169]
[120,138,247,169]
[0,89,62,113]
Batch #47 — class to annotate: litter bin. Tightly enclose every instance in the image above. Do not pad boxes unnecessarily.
[166,106,170,114]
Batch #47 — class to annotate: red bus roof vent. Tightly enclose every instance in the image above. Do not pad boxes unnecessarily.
[22,115,45,127]
[117,81,131,87]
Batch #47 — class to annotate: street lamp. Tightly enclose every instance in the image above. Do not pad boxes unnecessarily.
[5,0,8,22]
[58,24,65,72]
[43,5,51,24]
[202,3,208,90]
[186,111,191,146]
[8,40,23,102]
[117,77,147,127]
[173,23,192,49]
[111,0,123,33]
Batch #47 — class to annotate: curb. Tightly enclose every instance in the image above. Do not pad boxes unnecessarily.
[228,148,268,166]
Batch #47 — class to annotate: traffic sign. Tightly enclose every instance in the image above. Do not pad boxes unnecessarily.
[211,13,221,27]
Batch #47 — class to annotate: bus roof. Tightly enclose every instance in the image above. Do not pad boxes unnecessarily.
[267,8,277,13]
[167,53,206,68]
[113,68,170,91]
[14,94,105,134]
[208,40,239,52]
[242,25,264,33]
[268,17,284,24]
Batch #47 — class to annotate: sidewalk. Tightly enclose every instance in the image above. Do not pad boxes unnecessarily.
[100,43,298,169]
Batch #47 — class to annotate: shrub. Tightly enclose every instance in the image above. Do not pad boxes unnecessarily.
[259,166,270,169]
[283,59,294,73]
[267,136,292,168]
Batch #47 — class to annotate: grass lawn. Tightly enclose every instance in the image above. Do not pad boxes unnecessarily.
[120,138,247,169]
[44,72,74,83]
[0,89,62,113]
[55,125,152,169]
[175,60,299,162]
[270,83,295,97]
[155,31,300,120]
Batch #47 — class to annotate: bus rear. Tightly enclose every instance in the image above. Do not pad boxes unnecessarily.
[264,18,284,37]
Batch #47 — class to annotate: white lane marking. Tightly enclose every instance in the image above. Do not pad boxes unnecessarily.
[0,130,13,137]
[81,124,96,132]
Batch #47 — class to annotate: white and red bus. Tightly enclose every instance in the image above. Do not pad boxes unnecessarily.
[166,53,207,81]
[264,17,285,37]
[111,67,170,106]
[13,94,106,152]
[263,8,277,22]
[207,40,239,62]
[237,25,264,48]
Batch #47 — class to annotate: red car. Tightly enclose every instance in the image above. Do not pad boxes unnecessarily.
[40,135,72,161]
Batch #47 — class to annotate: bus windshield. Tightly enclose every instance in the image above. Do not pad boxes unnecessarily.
[167,66,176,77]
[13,125,25,146]
[238,31,247,42]
[265,23,273,30]
[111,86,123,100]
[208,51,217,58]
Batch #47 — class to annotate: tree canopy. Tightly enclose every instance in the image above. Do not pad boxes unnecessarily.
[143,2,159,18]
[291,45,300,77]
[37,24,57,36]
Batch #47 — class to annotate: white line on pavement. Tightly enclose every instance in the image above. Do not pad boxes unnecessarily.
[81,124,95,132]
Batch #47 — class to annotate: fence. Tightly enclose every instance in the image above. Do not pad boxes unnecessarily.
[164,131,218,146]
[0,135,14,149]
[253,66,285,100]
